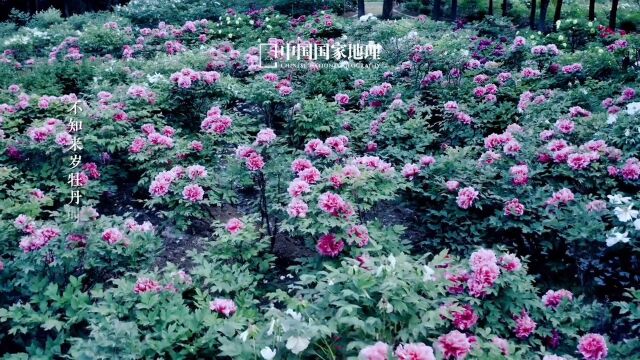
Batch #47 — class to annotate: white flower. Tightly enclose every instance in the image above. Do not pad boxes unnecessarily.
[606,230,630,247]
[239,328,250,342]
[608,194,632,205]
[607,113,618,124]
[614,205,639,222]
[260,347,277,360]
[384,301,394,313]
[634,218,640,230]
[286,336,310,354]
[626,102,640,116]
[388,254,396,269]
[285,308,302,321]
[266,319,276,336]
[423,265,435,281]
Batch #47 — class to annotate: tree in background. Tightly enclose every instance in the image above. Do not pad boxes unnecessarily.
[358,0,365,17]
[488,0,494,15]
[451,0,458,20]
[502,0,508,16]
[382,0,393,19]
[529,0,536,29]
[538,0,551,31]
[588,0,596,21]
[553,0,563,27]
[609,0,619,29]
[433,0,443,19]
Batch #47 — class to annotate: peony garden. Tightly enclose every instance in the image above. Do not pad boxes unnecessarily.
[0,0,639,359]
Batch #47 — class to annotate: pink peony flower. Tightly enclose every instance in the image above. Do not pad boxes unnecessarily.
[452,305,478,330]
[513,311,537,339]
[467,263,500,297]
[245,153,265,171]
[318,192,351,217]
[469,249,497,270]
[210,298,237,317]
[187,165,207,180]
[334,93,350,105]
[359,342,389,360]
[298,167,321,184]
[437,330,472,359]
[445,180,460,192]
[586,200,607,212]
[503,140,522,155]
[149,180,170,197]
[287,198,309,218]
[504,198,525,216]
[419,155,436,168]
[133,278,162,294]
[347,224,370,247]
[225,218,244,234]
[182,184,204,202]
[456,187,479,209]
[555,119,575,134]
[546,188,575,206]
[499,253,522,272]
[542,289,573,309]
[288,179,311,197]
[291,158,313,173]
[402,163,420,180]
[577,334,608,360]
[102,228,124,245]
[254,128,277,146]
[567,153,591,170]
[316,234,344,257]
[492,337,509,356]
[395,343,435,360]
[620,158,640,180]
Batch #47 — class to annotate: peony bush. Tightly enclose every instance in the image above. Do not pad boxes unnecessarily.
[0,3,639,359]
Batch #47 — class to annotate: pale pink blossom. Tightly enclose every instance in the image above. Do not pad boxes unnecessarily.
[210,298,237,317]
[456,187,479,209]
[226,218,244,234]
[182,184,204,202]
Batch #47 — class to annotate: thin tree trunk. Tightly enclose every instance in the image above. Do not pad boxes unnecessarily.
[450,0,458,20]
[382,0,393,19]
[553,0,563,26]
[488,0,494,15]
[588,0,595,21]
[529,0,537,29]
[502,0,508,16]
[433,0,442,19]
[609,0,619,29]
[538,0,550,32]
[358,0,365,17]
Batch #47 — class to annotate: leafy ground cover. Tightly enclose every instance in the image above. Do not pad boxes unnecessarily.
[0,4,639,360]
